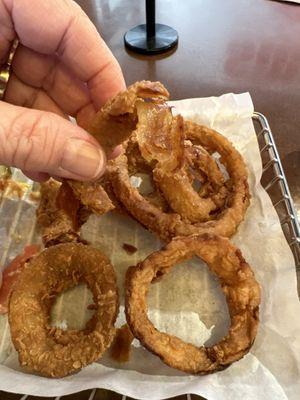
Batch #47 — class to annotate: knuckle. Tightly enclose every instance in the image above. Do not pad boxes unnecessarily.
[5,111,59,171]
[24,112,60,171]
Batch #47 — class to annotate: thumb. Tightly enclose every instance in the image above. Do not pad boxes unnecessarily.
[0,101,106,181]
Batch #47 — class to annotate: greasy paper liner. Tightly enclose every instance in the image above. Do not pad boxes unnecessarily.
[0,93,299,400]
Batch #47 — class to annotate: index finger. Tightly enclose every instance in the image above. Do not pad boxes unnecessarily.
[4,0,126,107]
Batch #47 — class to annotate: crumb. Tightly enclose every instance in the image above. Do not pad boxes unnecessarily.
[4,180,29,198]
[29,191,41,202]
[122,243,138,254]
[0,179,8,192]
[12,233,23,244]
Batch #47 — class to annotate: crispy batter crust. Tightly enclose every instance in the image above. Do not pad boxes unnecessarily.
[89,80,169,155]
[155,139,228,222]
[36,180,80,246]
[118,101,228,222]
[66,180,114,215]
[9,243,119,378]
[135,101,225,221]
[36,180,90,246]
[125,235,260,374]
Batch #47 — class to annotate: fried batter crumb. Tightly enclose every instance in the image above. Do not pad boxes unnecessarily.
[1,180,28,198]
[29,191,41,202]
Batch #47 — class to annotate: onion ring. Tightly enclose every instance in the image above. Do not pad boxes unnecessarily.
[65,81,169,215]
[131,101,229,221]
[8,242,119,378]
[125,234,260,374]
[124,125,226,215]
[135,101,247,222]
[109,97,249,240]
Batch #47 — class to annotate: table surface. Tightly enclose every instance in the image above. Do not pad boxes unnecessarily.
[1,1,299,399]
[77,0,300,218]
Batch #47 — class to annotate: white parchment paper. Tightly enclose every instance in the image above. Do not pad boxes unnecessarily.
[0,93,299,399]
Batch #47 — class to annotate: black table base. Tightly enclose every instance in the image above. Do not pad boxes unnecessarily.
[124,23,178,55]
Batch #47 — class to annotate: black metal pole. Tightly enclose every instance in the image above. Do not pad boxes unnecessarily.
[146,0,156,40]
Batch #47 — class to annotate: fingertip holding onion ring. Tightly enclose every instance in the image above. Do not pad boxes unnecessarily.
[8,243,119,378]
[125,234,260,374]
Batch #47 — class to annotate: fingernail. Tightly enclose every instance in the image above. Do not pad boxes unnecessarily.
[61,139,105,179]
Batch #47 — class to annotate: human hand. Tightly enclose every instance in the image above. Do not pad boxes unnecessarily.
[0,0,126,182]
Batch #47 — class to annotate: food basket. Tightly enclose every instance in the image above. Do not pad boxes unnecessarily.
[0,112,299,400]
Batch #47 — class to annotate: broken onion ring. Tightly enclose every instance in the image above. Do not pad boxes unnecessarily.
[64,81,169,216]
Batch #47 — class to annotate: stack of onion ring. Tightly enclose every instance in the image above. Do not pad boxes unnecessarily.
[7,81,260,378]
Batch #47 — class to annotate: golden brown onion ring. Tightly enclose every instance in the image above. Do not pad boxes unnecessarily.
[124,127,226,216]
[135,101,233,222]
[9,243,119,378]
[65,81,169,216]
[125,234,260,374]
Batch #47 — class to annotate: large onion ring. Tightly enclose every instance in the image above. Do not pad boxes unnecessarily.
[125,234,260,374]
[9,243,119,378]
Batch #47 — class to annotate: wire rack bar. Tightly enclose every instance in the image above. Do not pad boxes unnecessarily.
[253,112,300,270]
[87,388,97,400]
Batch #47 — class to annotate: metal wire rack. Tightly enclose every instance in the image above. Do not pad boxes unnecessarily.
[252,112,300,273]
[0,113,299,400]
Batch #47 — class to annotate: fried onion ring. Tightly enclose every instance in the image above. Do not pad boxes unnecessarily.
[135,102,228,222]
[124,125,226,215]
[109,107,250,240]
[64,81,169,216]
[125,234,260,374]
[9,243,119,378]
